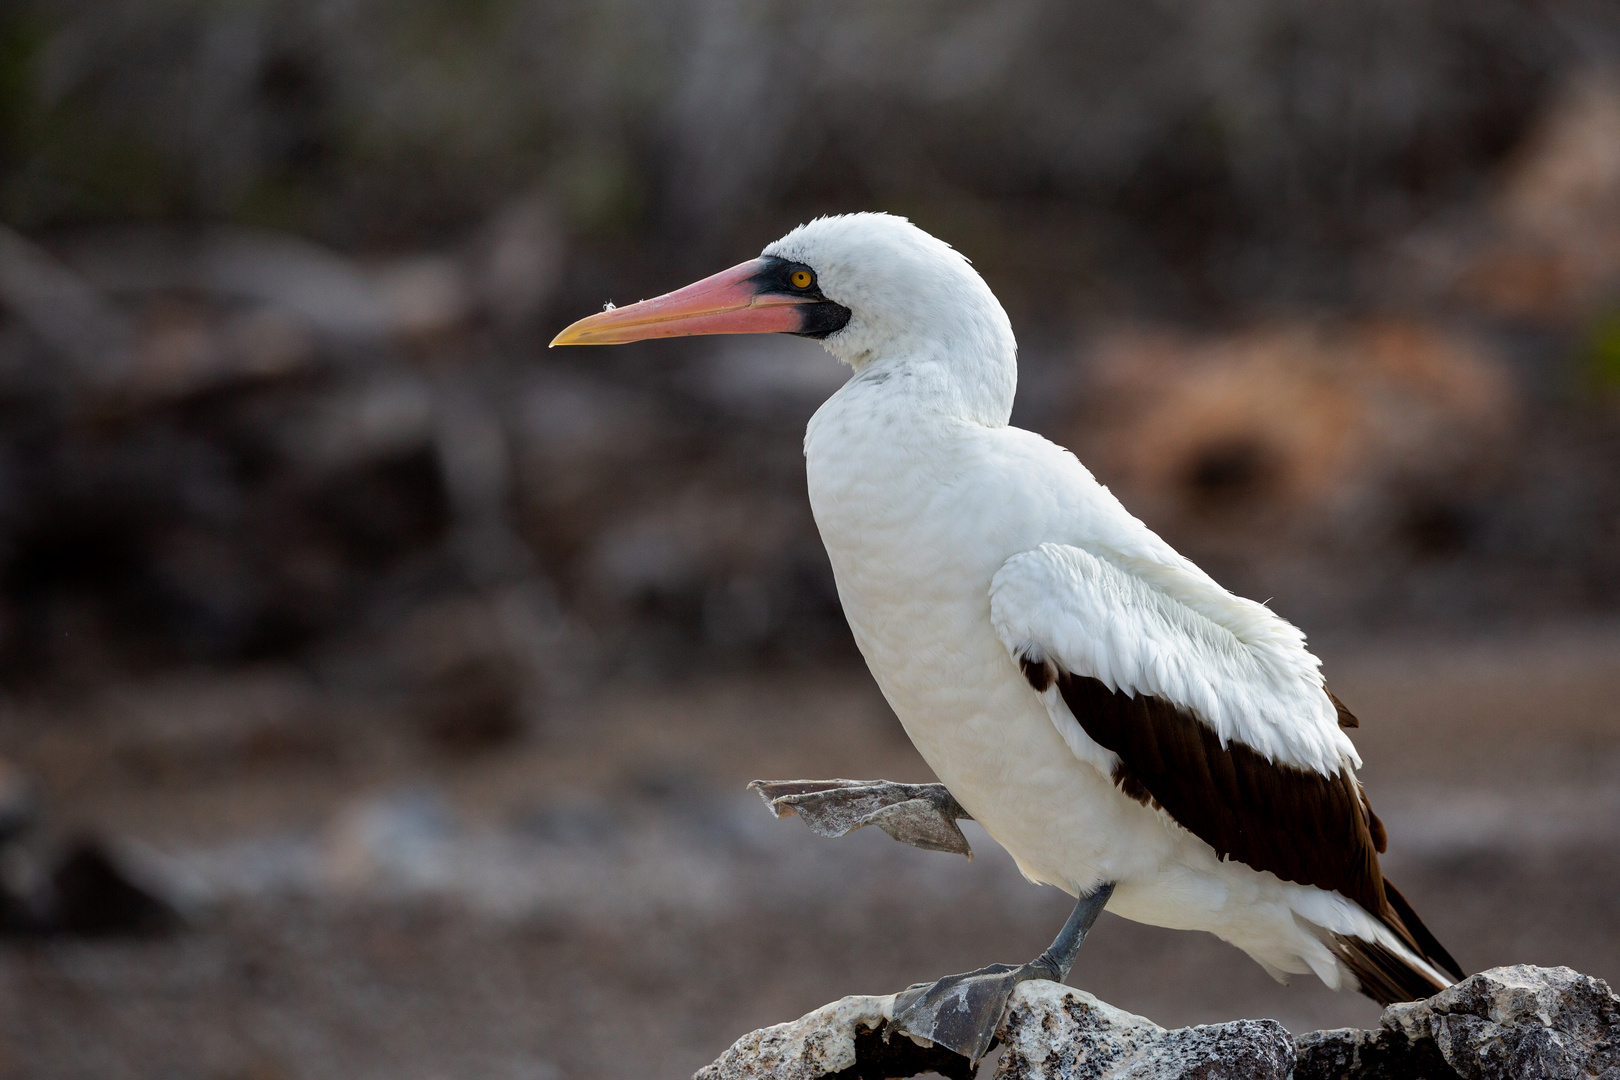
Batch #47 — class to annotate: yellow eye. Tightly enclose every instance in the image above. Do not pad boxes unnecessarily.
[790,269,813,289]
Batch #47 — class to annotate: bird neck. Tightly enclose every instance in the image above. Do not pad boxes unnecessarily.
[825,340,1018,430]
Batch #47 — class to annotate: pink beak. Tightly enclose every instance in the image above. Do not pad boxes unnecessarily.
[550,258,818,346]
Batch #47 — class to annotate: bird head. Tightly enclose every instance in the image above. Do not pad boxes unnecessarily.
[551,213,1016,381]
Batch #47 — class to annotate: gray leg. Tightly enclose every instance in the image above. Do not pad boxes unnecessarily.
[886,882,1116,1066]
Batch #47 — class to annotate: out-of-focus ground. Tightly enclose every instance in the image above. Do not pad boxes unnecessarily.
[0,624,1617,1080]
[2,2,1620,1078]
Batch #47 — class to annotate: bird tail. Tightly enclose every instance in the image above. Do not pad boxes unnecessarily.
[1333,877,1465,1006]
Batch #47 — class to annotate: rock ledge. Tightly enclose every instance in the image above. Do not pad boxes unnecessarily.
[697,966,1620,1080]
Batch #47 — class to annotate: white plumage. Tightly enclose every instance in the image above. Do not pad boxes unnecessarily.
[991,542,1356,776]
[553,210,1459,1022]
[779,212,1445,995]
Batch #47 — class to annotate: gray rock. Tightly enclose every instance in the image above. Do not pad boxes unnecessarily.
[990,983,1168,1079]
[993,986,1290,1080]
[1105,1019,1292,1080]
[696,981,1293,1080]
[1382,966,1620,1080]
[1295,1026,1460,1080]
[694,994,972,1080]
[700,966,1620,1080]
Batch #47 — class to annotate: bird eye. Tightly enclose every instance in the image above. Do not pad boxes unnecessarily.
[790,269,813,289]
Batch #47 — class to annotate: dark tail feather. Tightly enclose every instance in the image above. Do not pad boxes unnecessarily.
[1331,933,1451,1006]
[1383,877,1465,981]
[1334,876,1464,1006]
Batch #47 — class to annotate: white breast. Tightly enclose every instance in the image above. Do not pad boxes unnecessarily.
[804,371,1172,896]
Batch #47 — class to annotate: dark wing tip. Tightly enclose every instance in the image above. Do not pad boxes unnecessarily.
[1383,877,1466,982]
[1331,932,1452,1006]
[1327,690,1360,729]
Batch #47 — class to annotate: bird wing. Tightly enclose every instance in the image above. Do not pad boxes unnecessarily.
[988,541,1381,910]
[990,539,1464,1000]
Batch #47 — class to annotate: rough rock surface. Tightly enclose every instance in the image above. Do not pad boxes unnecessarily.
[1297,965,1620,1080]
[692,994,973,1080]
[1386,965,1618,1080]
[993,982,1292,1080]
[697,981,1292,1080]
[1295,1026,1458,1080]
[699,966,1620,1080]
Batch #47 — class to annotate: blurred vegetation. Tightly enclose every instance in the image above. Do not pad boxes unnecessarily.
[0,0,1618,692]
[1,0,1610,312]
[1586,310,1620,396]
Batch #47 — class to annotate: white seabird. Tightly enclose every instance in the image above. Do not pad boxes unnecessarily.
[551,212,1463,1063]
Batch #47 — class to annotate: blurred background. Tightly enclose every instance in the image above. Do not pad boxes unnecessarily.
[0,1,1618,1077]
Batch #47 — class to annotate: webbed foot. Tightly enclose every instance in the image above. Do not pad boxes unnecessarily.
[748,778,973,857]
[885,881,1117,1066]
[886,958,1058,1066]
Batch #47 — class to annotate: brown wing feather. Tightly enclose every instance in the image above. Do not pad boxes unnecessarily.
[1328,690,1360,729]
[1048,669,1467,1000]
[1016,647,1460,1001]
[1054,671,1389,913]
